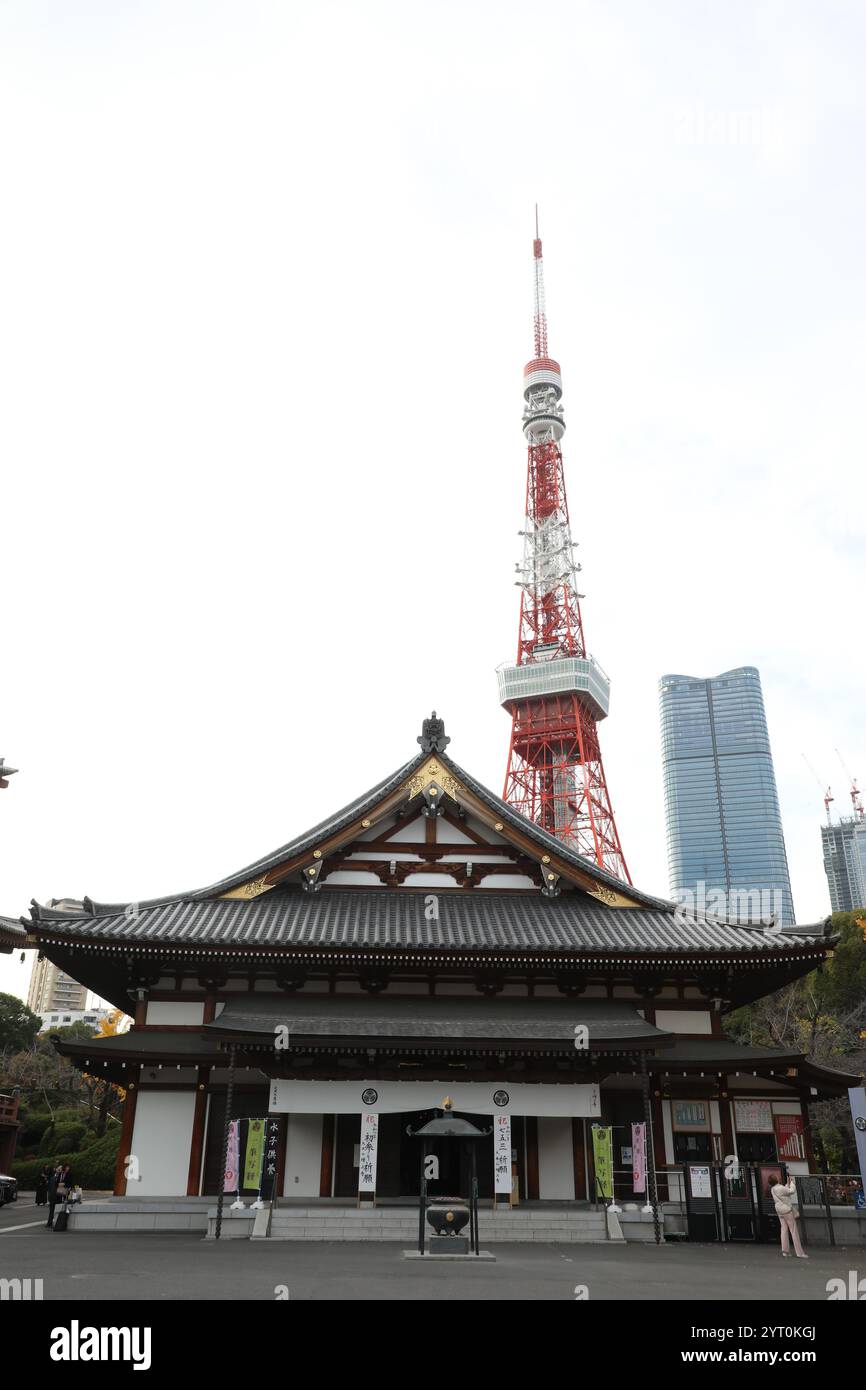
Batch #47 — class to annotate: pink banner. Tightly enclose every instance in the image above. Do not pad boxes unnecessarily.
[224,1119,240,1193]
[632,1122,646,1193]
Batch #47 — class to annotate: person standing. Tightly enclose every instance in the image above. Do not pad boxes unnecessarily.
[46,1163,72,1229]
[771,1176,807,1258]
[34,1166,50,1206]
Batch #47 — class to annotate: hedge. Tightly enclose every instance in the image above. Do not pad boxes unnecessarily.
[16,1112,54,1148]
[38,1121,89,1156]
[11,1129,120,1192]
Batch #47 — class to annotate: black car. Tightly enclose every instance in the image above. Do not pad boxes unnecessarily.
[0,1173,19,1207]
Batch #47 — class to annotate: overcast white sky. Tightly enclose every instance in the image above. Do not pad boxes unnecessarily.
[2,1,864,1005]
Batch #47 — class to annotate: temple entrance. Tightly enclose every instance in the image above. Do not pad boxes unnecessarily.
[332,1110,503,1200]
[399,1111,496,1199]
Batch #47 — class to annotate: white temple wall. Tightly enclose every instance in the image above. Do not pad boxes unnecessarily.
[654,1009,712,1035]
[145,1001,205,1025]
[537,1117,575,1199]
[128,1091,196,1196]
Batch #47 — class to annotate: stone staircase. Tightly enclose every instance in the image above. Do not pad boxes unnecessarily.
[267,1204,609,1243]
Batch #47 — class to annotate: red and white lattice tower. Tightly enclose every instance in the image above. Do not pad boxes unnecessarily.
[497,217,631,882]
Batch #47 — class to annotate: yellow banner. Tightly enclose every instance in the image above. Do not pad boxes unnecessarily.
[592,1124,613,1199]
[243,1119,265,1189]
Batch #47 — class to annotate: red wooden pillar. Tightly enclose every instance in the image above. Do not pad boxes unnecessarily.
[186,1066,211,1196]
[319,1115,335,1197]
[114,1065,141,1196]
[572,1117,587,1201]
[719,1078,735,1164]
[650,1090,668,1203]
[526,1117,540,1200]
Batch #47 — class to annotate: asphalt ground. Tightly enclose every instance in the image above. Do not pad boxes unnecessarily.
[0,1196,861,1302]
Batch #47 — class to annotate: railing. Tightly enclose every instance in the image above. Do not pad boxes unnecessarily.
[794,1173,865,1248]
[592,1166,658,1209]
[593,1169,663,1243]
[648,1166,864,1245]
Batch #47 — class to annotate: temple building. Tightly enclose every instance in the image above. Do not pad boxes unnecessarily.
[21,716,856,1233]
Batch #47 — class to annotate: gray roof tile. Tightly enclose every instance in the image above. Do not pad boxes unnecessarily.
[206,993,672,1045]
[30,889,826,957]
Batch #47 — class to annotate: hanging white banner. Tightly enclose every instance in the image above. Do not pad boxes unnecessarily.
[632,1121,646,1194]
[358,1113,379,1195]
[493,1114,512,1195]
[269,1078,600,1117]
[223,1120,240,1193]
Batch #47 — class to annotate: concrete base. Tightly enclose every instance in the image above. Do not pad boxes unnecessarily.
[403,1250,496,1261]
[69,1197,212,1233]
[207,1208,256,1239]
[429,1234,470,1254]
[618,1209,664,1242]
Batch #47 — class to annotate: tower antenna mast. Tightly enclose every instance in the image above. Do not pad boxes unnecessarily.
[496,216,630,880]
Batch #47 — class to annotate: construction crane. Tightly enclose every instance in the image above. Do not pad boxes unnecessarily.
[835,749,864,818]
[802,754,834,823]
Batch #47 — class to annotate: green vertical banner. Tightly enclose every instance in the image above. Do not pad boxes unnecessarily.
[592,1124,613,1199]
[243,1119,266,1190]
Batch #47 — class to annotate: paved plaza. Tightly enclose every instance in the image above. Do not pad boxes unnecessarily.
[0,1199,859,1301]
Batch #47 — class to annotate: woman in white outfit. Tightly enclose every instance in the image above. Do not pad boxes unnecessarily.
[771,1177,807,1258]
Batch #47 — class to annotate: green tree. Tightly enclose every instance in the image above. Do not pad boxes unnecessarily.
[724,911,866,1173]
[0,992,41,1053]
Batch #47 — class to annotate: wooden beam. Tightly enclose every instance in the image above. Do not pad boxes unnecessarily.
[718,1077,735,1165]
[333,843,523,859]
[526,1116,539,1200]
[186,1067,210,1196]
[319,1114,335,1197]
[650,1091,668,1203]
[113,1065,141,1196]
[572,1117,587,1201]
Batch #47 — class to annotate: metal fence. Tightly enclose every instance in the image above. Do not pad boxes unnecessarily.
[593,1164,865,1244]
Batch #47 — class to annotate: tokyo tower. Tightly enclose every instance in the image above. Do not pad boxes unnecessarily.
[497,215,631,882]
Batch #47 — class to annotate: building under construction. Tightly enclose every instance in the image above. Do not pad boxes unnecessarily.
[822,816,866,912]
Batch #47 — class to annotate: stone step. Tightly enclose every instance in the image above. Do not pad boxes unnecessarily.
[267,1210,610,1242]
[270,1210,605,1221]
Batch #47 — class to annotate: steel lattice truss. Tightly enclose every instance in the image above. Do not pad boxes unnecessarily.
[501,226,630,883]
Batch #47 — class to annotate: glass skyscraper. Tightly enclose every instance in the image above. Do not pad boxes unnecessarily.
[659,667,795,925]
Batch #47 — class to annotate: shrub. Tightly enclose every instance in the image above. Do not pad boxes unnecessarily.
[12,1129,120,1192]
[73,1131,120,1190]
[38,1121,90,1157]
[16,1112,54,1149]
[51,1107,91,1128]
[11,1151,77,1188]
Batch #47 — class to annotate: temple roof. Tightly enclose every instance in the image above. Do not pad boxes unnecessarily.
[205,994,673,1051]
[0,914,27,952]
[50,1020,861,1092]
[19,718,834,996]
[26,888,830,958]
[28,740,675,919]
